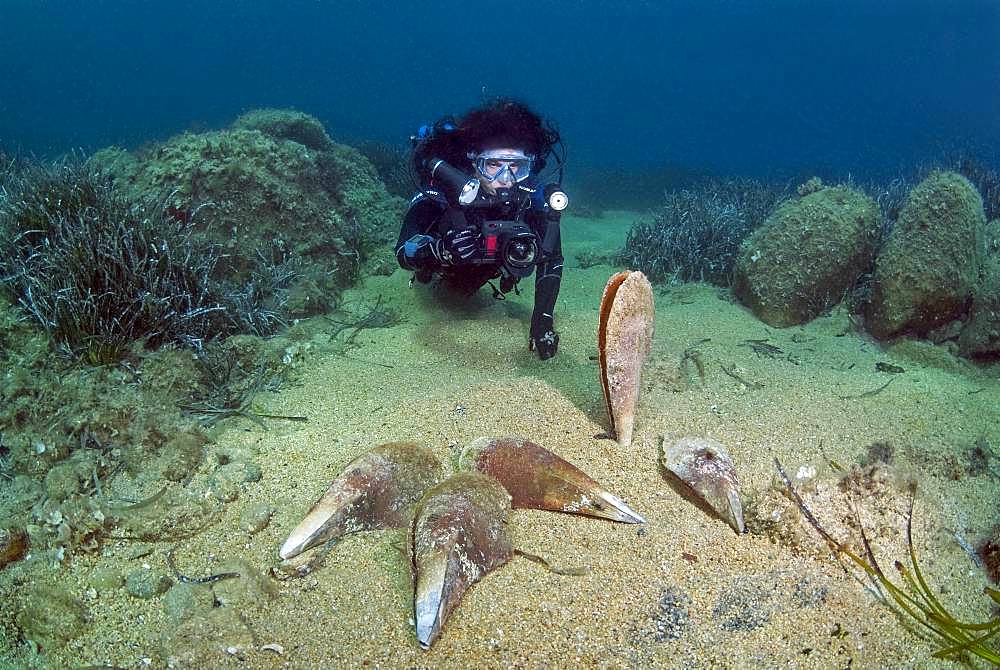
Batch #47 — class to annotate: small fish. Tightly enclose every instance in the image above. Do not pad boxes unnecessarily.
[875,362,905,373]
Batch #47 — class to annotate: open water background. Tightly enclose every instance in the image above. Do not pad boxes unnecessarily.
[1,0,998,184]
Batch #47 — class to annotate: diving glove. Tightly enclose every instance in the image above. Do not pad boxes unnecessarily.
[438,227,479,265]
[402,228,479,269]
[529,329,559,360]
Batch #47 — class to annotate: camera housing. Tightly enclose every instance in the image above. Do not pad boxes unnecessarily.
[468,219,540,278]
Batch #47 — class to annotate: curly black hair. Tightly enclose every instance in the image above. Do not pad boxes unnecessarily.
[413,97,561,179]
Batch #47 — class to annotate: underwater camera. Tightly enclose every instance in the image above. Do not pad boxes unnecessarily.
[470,219,540,278]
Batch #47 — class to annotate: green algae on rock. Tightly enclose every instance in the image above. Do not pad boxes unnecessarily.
[958,255,1000,358]
[163,581,215,624]
[91,112,404,317]
[159,607,255,667]
[125,566,173,599]
[208,460,263,502]
[15,585,90,651]
[238,502,274,535]
[87,563,123,592]
[117,484,220,542]
[867,170,986,340]
[733,180,879,327]
[986,219,1000,255]
[231,108,334,152]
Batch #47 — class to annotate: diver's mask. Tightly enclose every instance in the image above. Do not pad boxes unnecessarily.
[472,149,535,184]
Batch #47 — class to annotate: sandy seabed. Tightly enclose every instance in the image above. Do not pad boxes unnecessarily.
[3,211,999,669]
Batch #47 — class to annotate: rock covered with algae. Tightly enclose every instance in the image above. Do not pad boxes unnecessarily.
[733,181,879,328]
[959,254,1000,358]
[232,108,334,152]
[89,109,404,311]
[410,472,513,650]
[15,584,90,651]
[868,170,986,339]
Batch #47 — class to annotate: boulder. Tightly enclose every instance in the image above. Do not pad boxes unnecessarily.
[733,182,878,326]
[986,218,1000,256]
[867,171,986,339]
[958,255,1000,358]
[231,108,333,152]
[89,112,404,316]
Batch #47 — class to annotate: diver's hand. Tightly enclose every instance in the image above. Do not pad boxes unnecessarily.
[435,227,479,265]
[529,329,559,360]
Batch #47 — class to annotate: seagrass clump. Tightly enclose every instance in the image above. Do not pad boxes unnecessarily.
[619,178,783,285]
[0,162,232,363]
[776,459,1000,664]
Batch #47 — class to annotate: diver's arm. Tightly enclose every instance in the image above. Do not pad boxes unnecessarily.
[529,224,563,360]
[396,197,480,273]
[396,196,445,271]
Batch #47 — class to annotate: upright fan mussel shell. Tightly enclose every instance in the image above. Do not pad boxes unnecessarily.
[598,270,655,447]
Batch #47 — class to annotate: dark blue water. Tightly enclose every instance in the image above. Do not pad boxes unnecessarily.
[2,0,998,184]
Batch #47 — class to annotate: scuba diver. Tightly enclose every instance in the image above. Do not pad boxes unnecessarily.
[395,98,568,360]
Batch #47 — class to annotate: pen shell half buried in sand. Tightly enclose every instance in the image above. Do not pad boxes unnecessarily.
[659,435,745,535]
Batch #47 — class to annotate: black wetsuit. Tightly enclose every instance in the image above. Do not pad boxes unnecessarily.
[395,184,564,347]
